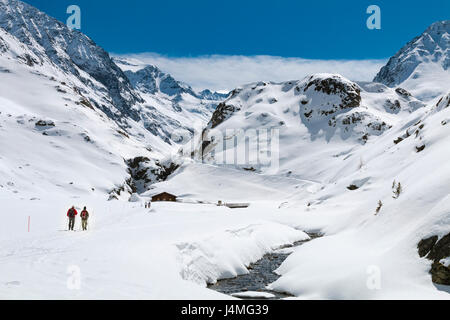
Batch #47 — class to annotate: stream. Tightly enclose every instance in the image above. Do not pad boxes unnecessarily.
[207,232,322,300]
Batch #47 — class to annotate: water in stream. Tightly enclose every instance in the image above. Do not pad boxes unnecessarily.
[208,232,322,300]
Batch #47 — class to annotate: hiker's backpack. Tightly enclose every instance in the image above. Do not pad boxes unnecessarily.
[81,210,88,219]
[68,209,76,218]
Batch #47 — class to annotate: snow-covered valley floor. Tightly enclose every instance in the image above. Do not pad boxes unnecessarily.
[0,167,311,300]
[1,162,448,300]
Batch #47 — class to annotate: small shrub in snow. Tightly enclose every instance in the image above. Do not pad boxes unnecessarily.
[78,98,94,110]
[395,183,403,198]
[35,120,55,127]
[375,200,383,215]
[405,129,411,138]
[394,137,404,144]
[416,145,426,153]
[392,181,402,199]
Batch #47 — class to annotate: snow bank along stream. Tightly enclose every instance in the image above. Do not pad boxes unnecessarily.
[208,232,322,299]
[176,221,321,300]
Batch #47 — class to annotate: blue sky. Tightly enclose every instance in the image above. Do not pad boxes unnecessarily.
[23,0,449,90]
[25,0,449,59]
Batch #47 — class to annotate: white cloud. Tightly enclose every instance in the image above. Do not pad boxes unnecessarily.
[115,53,387,92]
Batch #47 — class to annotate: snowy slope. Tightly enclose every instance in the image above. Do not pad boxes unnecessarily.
[267,89,450,299]
[374,20,450,101]
[0,23,184,202]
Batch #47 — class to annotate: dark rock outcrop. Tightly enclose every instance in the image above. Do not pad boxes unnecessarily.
[209,102,241,129]
[125,157,180,194]
[418,233,450,285]
[418,236,438,258]
[35,120,55,127]
[303,76,362,110]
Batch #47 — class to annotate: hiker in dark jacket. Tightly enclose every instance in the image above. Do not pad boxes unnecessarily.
[80,207,89,231]
[67,206,78,231]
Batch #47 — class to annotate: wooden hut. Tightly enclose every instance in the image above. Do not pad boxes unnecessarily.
[151,192,177,202]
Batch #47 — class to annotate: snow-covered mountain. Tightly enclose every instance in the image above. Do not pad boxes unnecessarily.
[0,23,177,202]
[0,0,225,202]
[193,73,426,177]
[125,64,197,96]
[114,58,228,143]
[114,57,228,101]
[374,20,450,101]
[0,0,223,147]
[0,0,145,122]
[117,60,228,102]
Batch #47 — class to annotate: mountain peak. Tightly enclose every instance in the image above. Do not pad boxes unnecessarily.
[425,20,450,35]
[0,0,143,120]
[120,62,229,102]
[124,64,196,97]
[374,20,449,101]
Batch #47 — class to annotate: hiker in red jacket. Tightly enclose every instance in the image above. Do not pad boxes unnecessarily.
[80,207,89,231]
[67,206,78,231]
